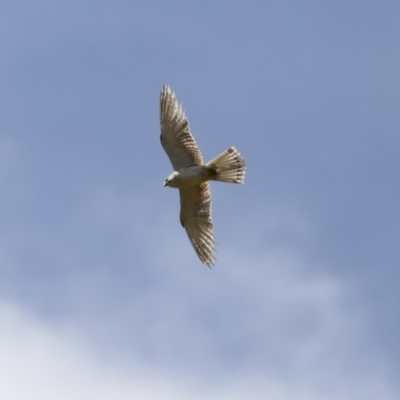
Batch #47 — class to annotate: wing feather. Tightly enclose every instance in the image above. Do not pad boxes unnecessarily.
[179,182,215,267]
[160,85,203,170]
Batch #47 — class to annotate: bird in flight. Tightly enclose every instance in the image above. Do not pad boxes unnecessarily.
[160,85,246,267]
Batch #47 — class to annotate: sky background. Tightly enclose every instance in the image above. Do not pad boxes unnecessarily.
[0,1,399,399]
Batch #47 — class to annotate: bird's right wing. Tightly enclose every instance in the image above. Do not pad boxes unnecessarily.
[179,182,215,267]
[160,85,204,171]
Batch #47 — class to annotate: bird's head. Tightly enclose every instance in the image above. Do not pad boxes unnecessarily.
[164,171,180,188]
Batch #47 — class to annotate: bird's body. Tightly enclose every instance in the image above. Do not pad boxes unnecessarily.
[160,84,246,267]
[164,165,216,189]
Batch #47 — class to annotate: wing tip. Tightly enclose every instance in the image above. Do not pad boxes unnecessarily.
[204,259,215,269]
[162,82,169,90]
[160,83,178,109]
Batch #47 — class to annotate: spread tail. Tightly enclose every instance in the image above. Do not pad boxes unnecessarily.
[206,147,246,184]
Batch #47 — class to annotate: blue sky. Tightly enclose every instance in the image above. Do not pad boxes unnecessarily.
[0,1,399,399]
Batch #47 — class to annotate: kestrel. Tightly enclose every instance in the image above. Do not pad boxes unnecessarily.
[160,84,246,267]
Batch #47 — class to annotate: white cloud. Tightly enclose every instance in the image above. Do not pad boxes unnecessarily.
[0,300,192,400]
[0,299,397,400]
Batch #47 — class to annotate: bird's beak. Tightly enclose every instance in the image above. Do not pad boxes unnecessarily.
[163,181,167,187]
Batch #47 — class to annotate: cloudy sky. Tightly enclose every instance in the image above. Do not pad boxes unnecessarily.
[1,1,399,399]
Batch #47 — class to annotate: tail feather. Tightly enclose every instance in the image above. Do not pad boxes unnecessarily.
[206,147,246,184]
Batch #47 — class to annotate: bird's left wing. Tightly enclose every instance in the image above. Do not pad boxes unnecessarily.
[160,85,204,171]
[179,182,215,267]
